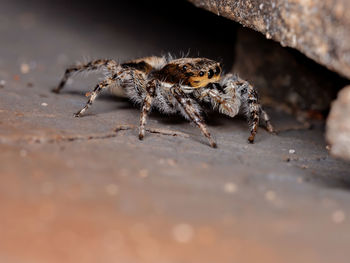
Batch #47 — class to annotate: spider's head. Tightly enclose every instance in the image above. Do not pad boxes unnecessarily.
[178,58,222,88]
[161,58,222,88]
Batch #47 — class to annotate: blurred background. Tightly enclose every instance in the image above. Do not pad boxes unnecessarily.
[0,0,237,67]
[1,0,350,263]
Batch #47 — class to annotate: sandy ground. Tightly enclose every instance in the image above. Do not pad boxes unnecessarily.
[1,1,350,263]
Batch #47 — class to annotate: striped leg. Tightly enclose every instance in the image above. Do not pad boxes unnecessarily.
[53,59,118,93]
[261,109,275,133]
[220,74,275,142]
[74,77,116,117]
[171,84,217,148]
[242,85,261,143]
[222,75,264,143]
[139,80,157,140]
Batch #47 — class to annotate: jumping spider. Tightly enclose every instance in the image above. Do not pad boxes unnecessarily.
[53,55,274,147]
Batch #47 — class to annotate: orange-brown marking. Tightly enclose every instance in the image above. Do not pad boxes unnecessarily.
[189,75,221,89]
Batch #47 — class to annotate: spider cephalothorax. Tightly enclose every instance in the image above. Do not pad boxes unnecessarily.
[53,55,274,147]
[153,58,221,88]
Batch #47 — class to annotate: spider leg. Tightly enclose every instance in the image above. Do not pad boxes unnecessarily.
[245,87,261,143]
[171,84,217,148]
[53,59,119,93]
[220,74,274,143]
[138,79,157,140]
[260,109,275,133]
[232,78,262,143]
[199,83,240,118]
[74,76,116,117]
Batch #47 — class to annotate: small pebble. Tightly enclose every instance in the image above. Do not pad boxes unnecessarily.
[172,223,194,243]
[332,210,346,224]
[265,190,276,201]
[41,102,48,107]
[224,182,237,194]
[289,149,296,154]
[27,82,34,87]
[0,79,5,88]
[20,63,30,74]
[282,156,291,162]
[300,164,309,169]
[139,169,149,178]
[105,184,119,196]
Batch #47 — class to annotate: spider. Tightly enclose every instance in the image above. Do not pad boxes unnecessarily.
[53,55,274,147]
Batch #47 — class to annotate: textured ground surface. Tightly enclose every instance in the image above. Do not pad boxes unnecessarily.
[1,1,350,263]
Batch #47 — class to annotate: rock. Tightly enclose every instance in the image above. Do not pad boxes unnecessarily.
[188,0,350,80]
[326,85,350,160]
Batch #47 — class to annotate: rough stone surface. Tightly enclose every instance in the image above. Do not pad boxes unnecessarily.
[188,0,350,79]
[1,1,350,263]
[326,85,350,160]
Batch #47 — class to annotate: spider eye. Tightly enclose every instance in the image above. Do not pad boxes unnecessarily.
[182,65,187,71]
[215,66,221,75]
[208,69,214,79]
[199,71,205,77]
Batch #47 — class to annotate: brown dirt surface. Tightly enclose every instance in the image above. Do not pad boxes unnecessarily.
[1,1,350,263]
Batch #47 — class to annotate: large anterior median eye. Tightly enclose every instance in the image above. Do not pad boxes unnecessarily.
[208,69,214,79]
[183,65,187,71]
[199,71,205,77]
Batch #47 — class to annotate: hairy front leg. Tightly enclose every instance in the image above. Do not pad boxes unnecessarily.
[231,79,261,143]
[221,74,275,143]
[74,77,117,117]
[199,83,240,118]
[53,59,119,93]
[138,80,157,140]
[246,90,260,143]
[171,84,217,148]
